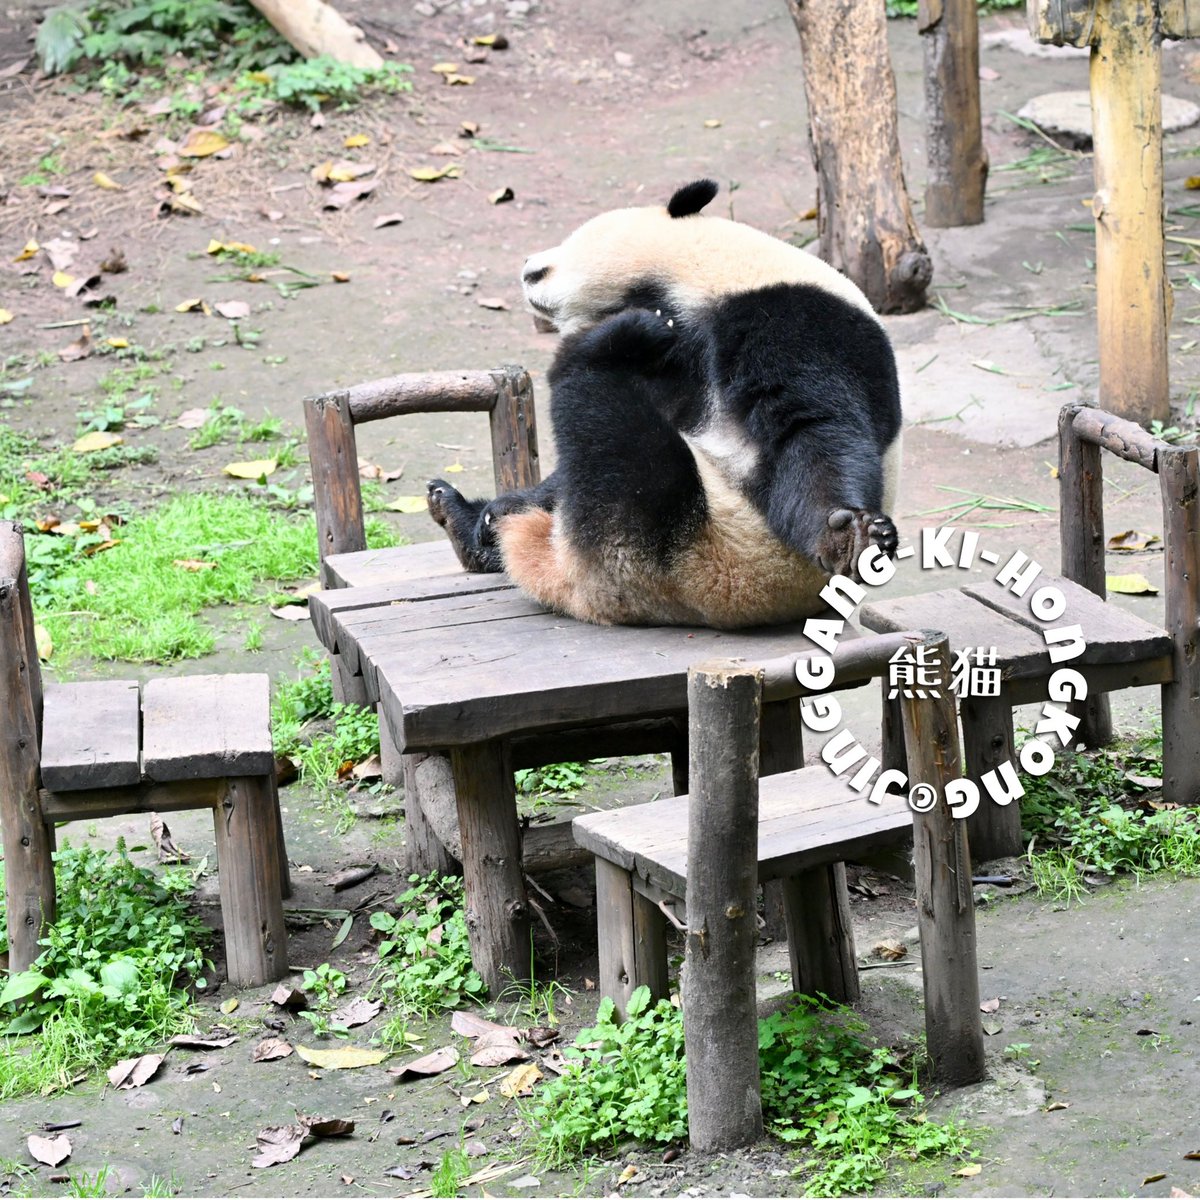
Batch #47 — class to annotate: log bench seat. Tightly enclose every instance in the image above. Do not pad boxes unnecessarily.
[573,765,914,1014]
[1,523,290,988]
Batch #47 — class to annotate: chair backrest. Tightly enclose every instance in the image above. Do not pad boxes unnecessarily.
[304,365,540,585]
[1057,403,1200,753]
[0,521,43,739]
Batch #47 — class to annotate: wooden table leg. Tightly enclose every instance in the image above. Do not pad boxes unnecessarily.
[449,739,531,995]
[961,694,1022,861]
[759,699,803,940]
[594,858,668,1018]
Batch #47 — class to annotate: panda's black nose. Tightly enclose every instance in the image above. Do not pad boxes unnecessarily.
[523,264,550,286]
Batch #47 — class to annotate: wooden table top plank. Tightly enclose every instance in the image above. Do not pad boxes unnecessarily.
[573,766,912,895]
[142,674,273,782]
[859,588,1053,677]
[41,680,142,790]
[962,573,1172,664]
[324,539,464,589]
[370,615,850,749]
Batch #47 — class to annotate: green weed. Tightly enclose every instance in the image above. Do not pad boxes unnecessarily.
[1020,735,1200,891]
[370,875,487,1018]
[240,56,413,112]
[526,989,969,1193]
[66,1166,111,1197]
[271,651,336,755]
[188,402,245,449]
[0,841,207,1099]
[301,962,347,1008]
[430,1147,470,1199]
[294,702,379,789]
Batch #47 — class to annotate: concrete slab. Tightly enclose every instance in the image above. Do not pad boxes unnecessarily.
[1018,89,1200,141]
[891,319,1084,448]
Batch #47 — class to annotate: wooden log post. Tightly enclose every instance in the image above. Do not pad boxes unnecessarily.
[489,367,540,494]
[214,777,289,987]
[1158,446,1200,805]
[1058,404,1114,747]
[785,0,934,313]
[1029,1,1197,425]
[961,694,1021,860]
[594,858,670,1018]
[683,662,764,1152]
[920,0,987,226]
[450,740,531,994]
[246,0,382,68]
[397,750,460,878]
[0,538,55,974]
[898,633,986,1087]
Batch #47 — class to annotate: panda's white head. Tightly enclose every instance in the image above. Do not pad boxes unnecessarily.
[520,180,720,336]
[520,179,876,335]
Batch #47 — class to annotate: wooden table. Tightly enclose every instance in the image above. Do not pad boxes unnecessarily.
[309,542,838,993]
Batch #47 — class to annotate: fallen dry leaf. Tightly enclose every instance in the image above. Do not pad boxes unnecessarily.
[323,179,378,210]
[444,73,475,85]
[179,128,229,158]
[387,495,430,514]
[1107,529,1162,553]
[389,1046,459,1081]
[373,213,404,229]
[214,300,250,320]
[270,604,311,622]
[351,754,382,780]
[175,297,207,313]
[358,458,403,482]
[150,814,191,862]
[488,187,515,205]
[13,238,39,262]
[220,998,240,1015]
[253,1037,294,1062]
[408,164,462,183]
[172,558,217,572]
[1106,573,1158,596]
[703,118,722,128]
[344,133,370,148]
[27,1135,71,1167]
[953,1164,982,1178]
[252,1124,308,1168]
[34,623,53,662]
[871,939,906,961]
[432,61,458,73]
[58,329,93,363]
[72,430,122,454]
[331,271,351,283]
[175,408,209,429]
[298,1113,355,1138]
[979,997,1001,1013]
[223,458,277,480]
[93,171,123,190]
[499,1062,542,1098]
[471,1031,530,1068]
[107,1053,164,1090]
[295,1045,388,1070]
[476,297,508,310]
[1045,1100,1070,1112]
[106,337,129,350]
[169,1033,237,1049]
[0,309,12,325]
[270,984,307,1011]
[331,997,383,1029]
[41,237,78,272]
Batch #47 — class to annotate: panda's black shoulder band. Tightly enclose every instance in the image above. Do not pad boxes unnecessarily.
[667,179,718,218]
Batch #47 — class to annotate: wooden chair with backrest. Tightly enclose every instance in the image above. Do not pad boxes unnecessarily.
[0,521,290,988]
[858,404,1198,861]
[304,365,540,872]
[575,629,986,1151]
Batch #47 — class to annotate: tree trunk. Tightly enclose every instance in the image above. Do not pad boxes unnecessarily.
[786,0,933,314]
[247,0,382,68]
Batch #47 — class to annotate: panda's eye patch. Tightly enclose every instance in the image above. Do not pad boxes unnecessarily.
[523,264,550,286]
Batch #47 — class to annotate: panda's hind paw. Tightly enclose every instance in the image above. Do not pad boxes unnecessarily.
[816,509,898,579]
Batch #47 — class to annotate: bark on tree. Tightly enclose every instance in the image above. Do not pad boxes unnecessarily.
[248,0,383,69]
[786,0,933,313]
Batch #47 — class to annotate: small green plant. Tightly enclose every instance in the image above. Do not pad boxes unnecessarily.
[370,875,487,1018]
[0,841,207,1098]
[188,402,245,449]
[293,702,380,791]
[302,962,348,1007]
[66,1166,112,1197]
[430,1147,470,1199]
[514,760,594,797]
[1027,848,1087,905]
[527,990,969,1193]
[209,246,281,271]
[296,1009,349,1040]
[499,971,572,1028]
[271,652,336,754]
[141,1173,180,1198]
[242,55,413,111]
[243,621,264,652]
[1003,1041,1032,1062]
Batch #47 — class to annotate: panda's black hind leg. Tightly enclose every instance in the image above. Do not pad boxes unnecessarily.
[815,509,898,579]
[426,480,504,573]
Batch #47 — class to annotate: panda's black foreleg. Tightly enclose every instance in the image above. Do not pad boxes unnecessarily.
[761,434,898,581]
[426,474,560,574]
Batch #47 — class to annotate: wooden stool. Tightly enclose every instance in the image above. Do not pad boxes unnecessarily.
[0,523,290,988]
[861,405,1199,861]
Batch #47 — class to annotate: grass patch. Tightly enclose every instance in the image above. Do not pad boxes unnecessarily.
[1020,733,1200,899]
[0,841,206,1099]
[369,875,487,1019]
[526,989,969,1193]
[30,492,397,663]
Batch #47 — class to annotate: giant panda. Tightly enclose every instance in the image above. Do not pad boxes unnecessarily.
[425,179,902,630]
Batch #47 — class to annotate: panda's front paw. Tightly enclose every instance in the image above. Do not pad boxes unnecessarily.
[586,307,677,366]
[426,478,460,528]
[816,509,898,579]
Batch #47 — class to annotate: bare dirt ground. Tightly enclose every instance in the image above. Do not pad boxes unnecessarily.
[2,0,1200,1196]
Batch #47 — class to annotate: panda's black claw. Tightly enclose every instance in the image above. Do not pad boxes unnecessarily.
[815,508,899,580]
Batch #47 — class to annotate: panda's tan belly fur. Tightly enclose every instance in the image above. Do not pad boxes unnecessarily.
[495,453,831,630]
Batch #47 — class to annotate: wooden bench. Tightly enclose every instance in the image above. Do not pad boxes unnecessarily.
[0,522,290,988]
[575,631,986,1151]
[859,404,1200,860]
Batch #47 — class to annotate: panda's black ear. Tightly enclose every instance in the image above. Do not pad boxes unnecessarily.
[667,179,718,218]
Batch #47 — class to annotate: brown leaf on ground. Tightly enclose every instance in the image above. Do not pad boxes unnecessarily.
[179,128,229,158]
[252,1124,309,1168]
[522,1026,560,1049]
[41,237,78,272]
[372,213,404,229]
[488,187,515,205]
[870,939,906,961]
[27,1135,71,1167]
[169,1033,237,1049]
[99,248,127,274]
[476,296,508,310]
[322,179,378,210]
[214,301,251,319]
[331,997,383,1029]
[298,1113,356,1138]
[498,1062,542,1097]
[451,1011,519,1040]
[470,1030,530,1068]
[107,1053,165,1090]
[253,1037,294,1062]
[270,984,307,1011]
[175,408,209,429]
[57,328,92,362]
[389,1046,460,1080]
[980,997,1001,1013]
[150,814,191,863]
